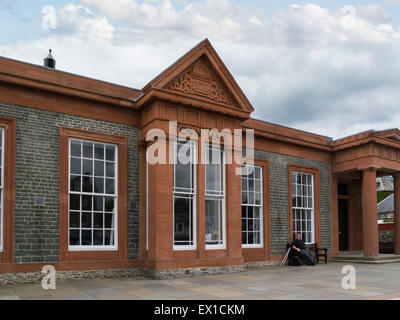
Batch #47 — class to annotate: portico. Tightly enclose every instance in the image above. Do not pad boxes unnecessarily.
[331,129,400,259]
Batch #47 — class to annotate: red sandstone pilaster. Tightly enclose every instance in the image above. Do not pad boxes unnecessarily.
[362,168,379,257]
[394,174,400,255]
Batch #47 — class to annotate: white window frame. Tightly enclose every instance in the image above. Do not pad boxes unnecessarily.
[68,138,118,251]
[0,128,4,252]
[241,164,264,249]
[292,171,315,244]
[205,144,226,250]
[173,139,197,251]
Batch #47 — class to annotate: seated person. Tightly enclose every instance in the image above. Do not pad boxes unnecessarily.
[291,233,315,266]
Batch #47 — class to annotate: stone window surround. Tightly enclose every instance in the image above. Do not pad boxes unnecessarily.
[68,138,118,251]
[291,171,315,244]
[241,164,264,249]
[288,164,321,245]
[205,144,226,250]
[0,116,15,264]
[173,138,197,251]
[59,126,128,263]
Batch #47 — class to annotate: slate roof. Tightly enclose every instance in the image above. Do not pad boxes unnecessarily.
[376,176,393,192]
[378,193,394,214]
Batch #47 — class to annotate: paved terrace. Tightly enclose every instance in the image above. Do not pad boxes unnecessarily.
[0,262,399,300]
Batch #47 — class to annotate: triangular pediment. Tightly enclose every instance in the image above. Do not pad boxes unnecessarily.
[139,39,254,118]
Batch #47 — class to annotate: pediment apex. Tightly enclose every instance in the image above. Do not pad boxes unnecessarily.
[140,39,254,115]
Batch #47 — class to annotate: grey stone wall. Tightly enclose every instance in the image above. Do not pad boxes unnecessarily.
[0,102,140,263]
[379,230,394,242]
[253,149,331,254]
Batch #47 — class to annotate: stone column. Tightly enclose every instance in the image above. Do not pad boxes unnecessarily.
[394,174,400,255]
[362,168,379,257]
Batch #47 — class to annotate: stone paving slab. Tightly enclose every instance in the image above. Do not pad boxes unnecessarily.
[0,262,399,300]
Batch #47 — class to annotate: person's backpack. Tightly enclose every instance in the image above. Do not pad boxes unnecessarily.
[289,256,302,266]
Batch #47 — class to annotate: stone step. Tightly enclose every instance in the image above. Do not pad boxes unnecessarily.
[331,254,400,262]
[329,258,400,264]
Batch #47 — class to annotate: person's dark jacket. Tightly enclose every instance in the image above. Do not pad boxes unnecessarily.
[292,238,306,251]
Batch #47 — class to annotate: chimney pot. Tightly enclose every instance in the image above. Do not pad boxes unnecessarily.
[44,49,56,69]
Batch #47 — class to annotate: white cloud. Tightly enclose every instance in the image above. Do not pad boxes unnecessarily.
[41,5,57,30]
[3,1,400,139]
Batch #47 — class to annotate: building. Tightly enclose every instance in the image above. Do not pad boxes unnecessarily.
[0,39,399,280]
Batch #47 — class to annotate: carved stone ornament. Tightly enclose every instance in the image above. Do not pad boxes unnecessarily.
[166,59,233,106]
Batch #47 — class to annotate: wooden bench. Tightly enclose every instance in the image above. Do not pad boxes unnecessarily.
[286,242,328,264]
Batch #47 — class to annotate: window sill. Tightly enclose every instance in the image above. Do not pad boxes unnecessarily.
[68,246,118,251]
[242,244,263,249]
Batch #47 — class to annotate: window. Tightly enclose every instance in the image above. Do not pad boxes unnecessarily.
[173,139,196,250]
[292,171,314,244]
[241,165,263,248]
[205,144,225,249]
[69,139,118,250]
[0,128,4,252]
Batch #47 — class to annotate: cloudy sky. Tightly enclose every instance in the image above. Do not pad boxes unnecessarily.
[2,0,400,139]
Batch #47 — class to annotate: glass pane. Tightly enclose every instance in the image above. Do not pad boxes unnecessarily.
[254,232,260,244]
[83,142,93,158]
[254,166,261,179]
[175,162,191,190]
[71,141,81,157]
[206,146,222,193]
[242,192,248,204]
[105,230,114,245]
[106,146,115,161]
[82,176,93,193]
[174,196,193,245]
[248,219,253,231]
[69,212,80,228]
[253,207,260,219]
[81,230,92,245]
[242,178,248,191]
[94,177,104,194]
[83,159,93,175]
[241,206,247,219]
[69,194,80,210]
[69,229,80,245]
[249,179,254,193]
[93,230,104,245]
[105,197,114,212]
[94,196,103,211]
[94,144,104,160]
[94,213,103,228]
[70,176,81,192]
[248,192,254,205]
[82,195,92,211]
[248,232,254,244]
[70,158,81,175]
[95,161,104,177]
[82,212,92,228]
[106,162,115,178]
[242,218,247,231]
[205,198,221,244]
[247,206,254,218]
[105,213,114,228]
[242,232,247,245]
[255,192,261,205]
[106,179,115,194]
